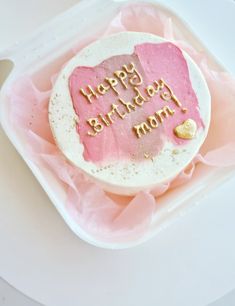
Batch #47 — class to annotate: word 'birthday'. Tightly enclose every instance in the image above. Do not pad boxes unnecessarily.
[78,62,186,138]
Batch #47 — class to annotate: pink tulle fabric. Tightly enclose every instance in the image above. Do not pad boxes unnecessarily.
[7,3,235,243]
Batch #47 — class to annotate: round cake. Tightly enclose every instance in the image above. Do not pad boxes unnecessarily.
[49,32,211,195]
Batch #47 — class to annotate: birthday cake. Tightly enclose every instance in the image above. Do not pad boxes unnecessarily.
[49,32,211,195]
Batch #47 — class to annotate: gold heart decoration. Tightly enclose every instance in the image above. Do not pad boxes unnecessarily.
[174,119,197,140]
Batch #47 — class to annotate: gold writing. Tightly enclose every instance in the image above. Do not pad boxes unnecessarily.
[133,106,175,139]
[80,62,143,103]
[78,62,185,138]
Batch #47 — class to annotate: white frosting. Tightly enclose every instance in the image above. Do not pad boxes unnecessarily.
[49,32,211,195]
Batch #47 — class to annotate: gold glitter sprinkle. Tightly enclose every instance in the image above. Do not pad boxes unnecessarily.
[181,107,188,113]
[172,149,180,155]
[144,153,150,159]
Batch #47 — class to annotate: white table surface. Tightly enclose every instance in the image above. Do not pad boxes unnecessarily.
[0,1,235,306]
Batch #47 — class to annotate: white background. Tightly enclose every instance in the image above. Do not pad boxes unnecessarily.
[0,0,235,305]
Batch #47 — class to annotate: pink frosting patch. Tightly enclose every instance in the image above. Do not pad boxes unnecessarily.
[69,42,203,163]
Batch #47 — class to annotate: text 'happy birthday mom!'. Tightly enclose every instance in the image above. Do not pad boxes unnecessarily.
[78,62,186,138]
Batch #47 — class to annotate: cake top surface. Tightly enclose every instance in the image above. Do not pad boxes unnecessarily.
[49,32,211,195]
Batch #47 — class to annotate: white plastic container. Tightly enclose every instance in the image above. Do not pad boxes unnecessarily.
[1,0,235,249]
